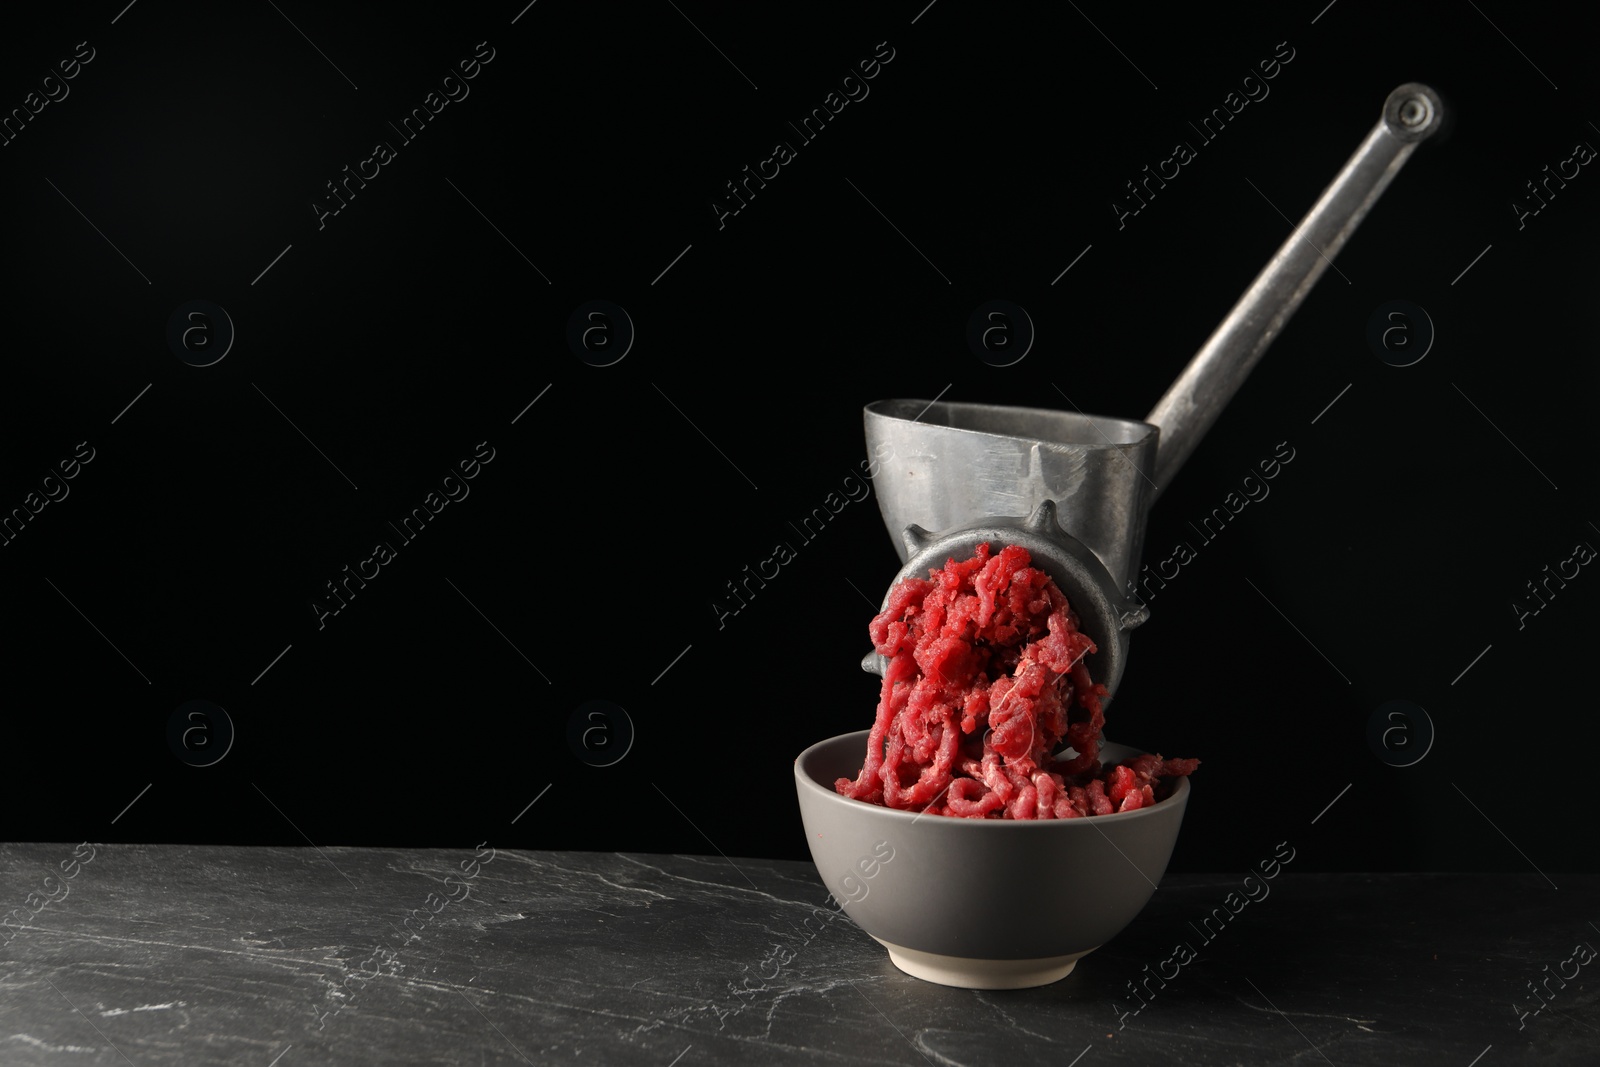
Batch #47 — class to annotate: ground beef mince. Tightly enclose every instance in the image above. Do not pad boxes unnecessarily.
[835,543,1198,819]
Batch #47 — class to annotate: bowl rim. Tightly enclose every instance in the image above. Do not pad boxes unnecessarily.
[796,729,1189,828]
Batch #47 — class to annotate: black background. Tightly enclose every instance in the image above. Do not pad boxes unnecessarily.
[2,0,1595,877]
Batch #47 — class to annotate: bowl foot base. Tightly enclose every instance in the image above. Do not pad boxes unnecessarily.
[871,938,1099,989]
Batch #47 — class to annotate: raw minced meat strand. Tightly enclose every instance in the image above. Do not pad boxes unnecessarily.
[835,542,1197,819]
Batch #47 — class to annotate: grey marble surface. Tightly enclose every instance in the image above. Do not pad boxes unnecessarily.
[0,844,1595,1065]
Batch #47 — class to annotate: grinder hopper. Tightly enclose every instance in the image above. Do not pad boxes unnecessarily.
[862,83,1444,706]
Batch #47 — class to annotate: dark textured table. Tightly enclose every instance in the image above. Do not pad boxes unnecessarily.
[1,845,1594,1066]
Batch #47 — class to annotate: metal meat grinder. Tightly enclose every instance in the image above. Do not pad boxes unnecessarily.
[861,83,1444,708]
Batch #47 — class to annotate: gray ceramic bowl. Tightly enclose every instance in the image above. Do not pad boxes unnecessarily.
[795,730,1190,989]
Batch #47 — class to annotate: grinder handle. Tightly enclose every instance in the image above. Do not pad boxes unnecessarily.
[1144,82,1443,500]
